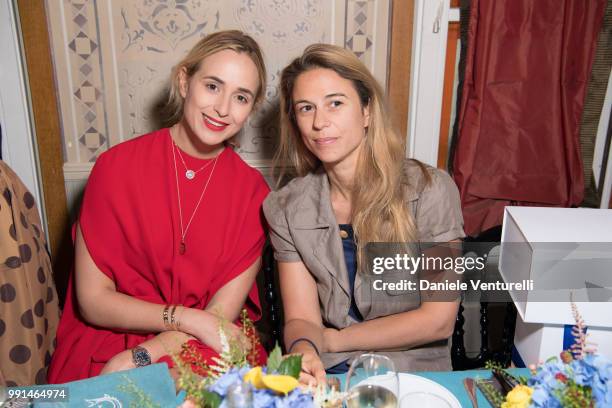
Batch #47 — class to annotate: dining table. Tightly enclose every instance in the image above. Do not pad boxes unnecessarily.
[16,363,530,407]
[331,367,531,407]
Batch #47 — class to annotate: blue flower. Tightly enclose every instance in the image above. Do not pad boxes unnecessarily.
[529,386,562,408]
[527,353,612,407]
[274,389,314,408]
[591,354,612,382]
[568,357,597,387]
[244,388,314,408]
[528,360,563,390]
[527,359,565,407]
[589,355,612,406]
[251,389,276,408]
[207,366,314,407]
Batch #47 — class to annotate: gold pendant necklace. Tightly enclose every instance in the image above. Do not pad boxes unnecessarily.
[174,144,214,180]
[171,137,219,255]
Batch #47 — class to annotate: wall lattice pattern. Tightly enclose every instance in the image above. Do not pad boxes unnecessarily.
[45,0,390,174]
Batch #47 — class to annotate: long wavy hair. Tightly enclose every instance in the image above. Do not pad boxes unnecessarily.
[162,30,267,126]
[275,44,425,270]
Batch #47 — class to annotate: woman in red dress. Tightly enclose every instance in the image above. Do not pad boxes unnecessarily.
[48,30,269,383]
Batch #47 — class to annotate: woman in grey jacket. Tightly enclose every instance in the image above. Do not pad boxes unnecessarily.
[263,44,465,385]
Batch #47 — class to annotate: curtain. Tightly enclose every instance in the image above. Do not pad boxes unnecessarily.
[580,0,612,207]
[452,0,606,236]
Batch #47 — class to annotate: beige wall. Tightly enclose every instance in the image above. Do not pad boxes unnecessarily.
[45,0,391,206]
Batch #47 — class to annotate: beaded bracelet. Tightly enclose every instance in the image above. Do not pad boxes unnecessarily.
[288,337,320,355]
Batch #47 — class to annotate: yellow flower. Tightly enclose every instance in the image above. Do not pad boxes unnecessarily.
[501,385,534,408]
[243,367,266,389]
[261,375,299,395]
[244,366,299,395]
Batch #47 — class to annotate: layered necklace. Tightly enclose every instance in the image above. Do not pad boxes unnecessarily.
[175,146,214,180]
[171,137,219,255]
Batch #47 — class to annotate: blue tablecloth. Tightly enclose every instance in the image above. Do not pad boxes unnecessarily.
[13,365,529,407]
[26,363,184,407]
[331,368,531,407]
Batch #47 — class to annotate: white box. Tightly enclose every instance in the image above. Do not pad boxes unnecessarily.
[513,319,612,366]
[499,207,612,364]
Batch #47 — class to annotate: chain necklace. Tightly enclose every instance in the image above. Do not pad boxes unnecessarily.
[175,144,214,180]
[171,138,219,255]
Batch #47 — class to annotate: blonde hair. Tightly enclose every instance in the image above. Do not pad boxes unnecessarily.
[162,30,267,126]
[276,44,426,270]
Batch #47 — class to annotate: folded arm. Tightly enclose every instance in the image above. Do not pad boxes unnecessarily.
[324,240,462,352]
[75,224,260,353]
[323,300,458,353]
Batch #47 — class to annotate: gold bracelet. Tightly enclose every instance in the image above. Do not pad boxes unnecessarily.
[162,304,171,330]
[169,304,178,330]
[175,306,184,330]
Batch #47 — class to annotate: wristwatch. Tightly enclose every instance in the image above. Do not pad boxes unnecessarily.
[131,346,152,367]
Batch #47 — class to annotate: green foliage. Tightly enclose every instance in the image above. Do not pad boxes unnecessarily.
[555,380,593,408]
[265,343,301,378]
[545,356,559,364]
[198,390,223,408]
[173,312,304,406]
[277,355,302,379]
[174,353,214,407]
[266,343,283,373]
[117,375,162,408]
[484,360,506,371]
[475,378,505,408]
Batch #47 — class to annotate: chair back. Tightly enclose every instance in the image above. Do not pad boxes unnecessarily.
[451,227,517,370]
[258,240,282,351]
[0,161,60,385]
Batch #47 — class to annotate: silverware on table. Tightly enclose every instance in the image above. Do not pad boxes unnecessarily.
[463,377,478,408]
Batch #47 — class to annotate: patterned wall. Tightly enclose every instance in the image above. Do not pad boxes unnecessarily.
[46,0,390,174]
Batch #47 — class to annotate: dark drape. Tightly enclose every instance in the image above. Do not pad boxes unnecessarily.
[452,0,606,236]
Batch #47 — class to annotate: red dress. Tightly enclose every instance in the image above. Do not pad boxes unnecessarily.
[48,128,269,383]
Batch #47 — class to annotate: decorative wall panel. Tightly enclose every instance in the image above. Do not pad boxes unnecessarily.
[46,0,390,203]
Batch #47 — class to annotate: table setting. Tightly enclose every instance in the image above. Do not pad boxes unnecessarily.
[327,355,530,408]
[2,301,609,407]
[6,361,523,407]
[5,350,608,407]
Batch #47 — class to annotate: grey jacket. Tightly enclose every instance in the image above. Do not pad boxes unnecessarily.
[263,160,465,371]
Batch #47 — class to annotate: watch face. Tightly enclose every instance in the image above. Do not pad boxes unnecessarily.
[132,346,151,367]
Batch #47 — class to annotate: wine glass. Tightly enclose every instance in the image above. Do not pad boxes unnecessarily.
[344,354,399,408]
[225,382,253,407]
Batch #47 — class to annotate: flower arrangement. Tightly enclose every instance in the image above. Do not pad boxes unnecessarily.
[477,301,612,408]
[175,310,344,407]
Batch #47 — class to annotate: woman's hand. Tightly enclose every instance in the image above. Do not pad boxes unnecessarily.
[289,342,326,386]
[180,308,248,353]
[298,349,326,386]
[100,349,135,375]
[100,331,194,376]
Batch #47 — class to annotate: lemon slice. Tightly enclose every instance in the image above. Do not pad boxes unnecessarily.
[243,366,266,389]
[261,374,299,395]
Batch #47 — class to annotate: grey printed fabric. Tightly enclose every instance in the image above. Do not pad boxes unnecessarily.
[0,161,60,385]
[263,160,465,371]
